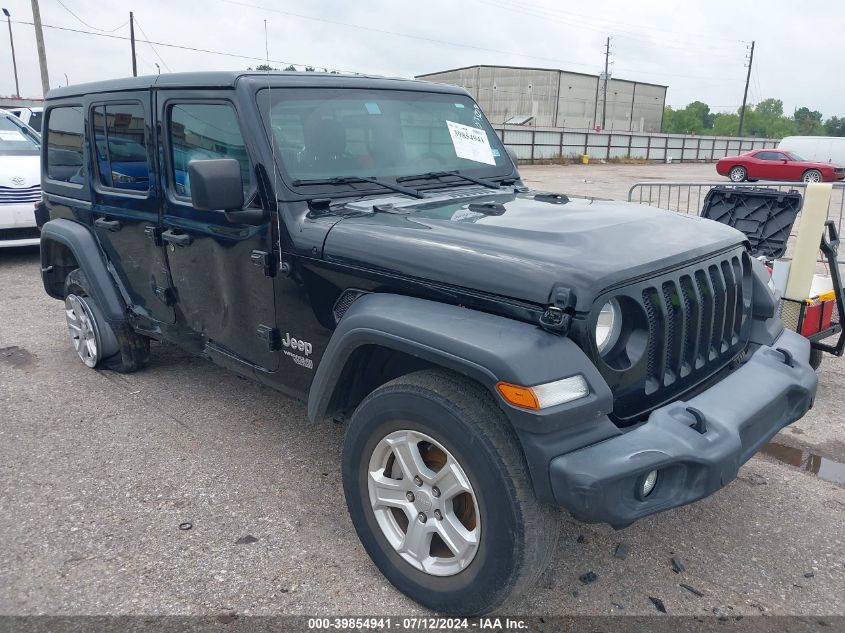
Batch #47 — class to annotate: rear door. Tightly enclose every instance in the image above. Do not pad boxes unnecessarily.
[156,90,279,370]
[88,95,175,324]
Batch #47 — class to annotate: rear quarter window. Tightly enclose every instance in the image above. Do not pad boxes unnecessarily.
[46,106,85,184]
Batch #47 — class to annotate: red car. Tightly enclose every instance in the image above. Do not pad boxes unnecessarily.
[716,149,845,183]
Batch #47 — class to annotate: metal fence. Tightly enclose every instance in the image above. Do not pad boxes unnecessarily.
[492,125,778,163]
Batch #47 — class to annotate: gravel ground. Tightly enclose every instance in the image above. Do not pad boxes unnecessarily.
[1,163,844,619]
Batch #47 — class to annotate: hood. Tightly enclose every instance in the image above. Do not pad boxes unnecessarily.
[322,190,746,312]
[0,154,40,188]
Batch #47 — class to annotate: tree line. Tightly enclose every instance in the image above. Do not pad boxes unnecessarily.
[662,99,845,138]
[247,63,339,73]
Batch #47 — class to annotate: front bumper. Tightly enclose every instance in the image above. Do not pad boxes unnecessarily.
[0,203,40,247]
[549,328,817,528]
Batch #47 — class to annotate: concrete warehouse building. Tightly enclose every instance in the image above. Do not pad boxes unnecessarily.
[416,65,667,132]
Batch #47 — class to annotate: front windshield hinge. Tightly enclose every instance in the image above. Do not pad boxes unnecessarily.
[539,306,571,334]
[307,198,333,214]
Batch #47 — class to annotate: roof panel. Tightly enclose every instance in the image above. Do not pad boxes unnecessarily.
[45,71,471,100]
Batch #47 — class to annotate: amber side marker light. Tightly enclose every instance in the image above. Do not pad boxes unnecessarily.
[496,375,589,410]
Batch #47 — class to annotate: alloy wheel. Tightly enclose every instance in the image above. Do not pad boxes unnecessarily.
[65,294,100,368]
[367,429,481,576]
[803,170,821,183]
[729,167,746,182]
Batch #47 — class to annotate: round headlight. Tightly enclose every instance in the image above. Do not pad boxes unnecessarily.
[595,298,622,355]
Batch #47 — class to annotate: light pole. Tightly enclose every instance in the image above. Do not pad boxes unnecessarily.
[2,8,20,98]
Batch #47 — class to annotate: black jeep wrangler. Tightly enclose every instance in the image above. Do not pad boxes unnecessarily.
[37,72,817,615]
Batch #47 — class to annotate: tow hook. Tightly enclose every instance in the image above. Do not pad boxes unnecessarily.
[685,407,707,434]
[775,347,795,367]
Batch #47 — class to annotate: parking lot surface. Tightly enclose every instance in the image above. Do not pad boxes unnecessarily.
[1,163,844,617]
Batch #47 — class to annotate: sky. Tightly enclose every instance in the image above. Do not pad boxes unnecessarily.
[0,0,842,118]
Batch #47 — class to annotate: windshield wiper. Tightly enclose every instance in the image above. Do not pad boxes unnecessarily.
[291,176,424,199]
[396,170,501,190]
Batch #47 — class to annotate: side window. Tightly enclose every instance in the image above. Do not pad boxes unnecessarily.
[28,111,43,131]
[168,103,250,198]
[92,102,150,192]
[46,106,84,183]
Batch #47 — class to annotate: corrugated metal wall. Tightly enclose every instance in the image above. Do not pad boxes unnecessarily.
[418,66,667,132]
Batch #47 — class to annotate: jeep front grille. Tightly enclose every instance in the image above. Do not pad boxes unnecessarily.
[598,247,753,422]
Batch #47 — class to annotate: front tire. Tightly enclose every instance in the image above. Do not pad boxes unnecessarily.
[802,169,823,183]
[64,269,150,373]
[729,166,747,182]
[342,369,559,615]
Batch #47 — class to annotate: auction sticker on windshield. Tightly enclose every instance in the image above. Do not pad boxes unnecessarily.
[446,120,495,165]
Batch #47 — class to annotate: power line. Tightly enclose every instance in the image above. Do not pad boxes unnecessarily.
[471,0,744,50]
[131,15,172,72]
[54,0,129,33]
[223,0,742,82]
[221,0,602,72]
[11,19,354,73]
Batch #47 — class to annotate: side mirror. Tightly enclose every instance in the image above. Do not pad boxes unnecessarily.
[187,159,244,212]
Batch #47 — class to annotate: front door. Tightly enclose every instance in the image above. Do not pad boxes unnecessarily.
[156,92,278,370]
[88,95,175,324]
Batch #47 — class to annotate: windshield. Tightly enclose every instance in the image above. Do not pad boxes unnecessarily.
[0,114,40,156]
[785,151,805,161]
[258,88,512,191]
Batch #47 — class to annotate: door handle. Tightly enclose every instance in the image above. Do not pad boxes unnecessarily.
[94,217,122,232]
[161,229,192,247]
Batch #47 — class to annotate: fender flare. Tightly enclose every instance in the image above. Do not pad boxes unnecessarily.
[40,219,127,322]
[307,293,610,424]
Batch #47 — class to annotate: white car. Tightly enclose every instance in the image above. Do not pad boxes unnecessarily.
[0,110,42,248]
[8,106,44,132]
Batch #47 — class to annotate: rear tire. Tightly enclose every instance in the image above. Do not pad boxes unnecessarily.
[342,369,559,615]
[802,169,823,183]
[64,269,150,373]
[729,166,747,182]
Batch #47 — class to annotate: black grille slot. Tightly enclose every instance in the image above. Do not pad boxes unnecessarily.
[709,265,727,353]
[680,275,700,372]
[661,281,682,386]
[605,248,752,423]
[721,259,739,345]
[731,257,745,337]
[0,227,40,241]
[694,269,715,361]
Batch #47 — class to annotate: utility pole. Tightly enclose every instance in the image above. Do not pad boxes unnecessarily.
[129,11,137,77]
[2,8,20,98]
[601,36,611,130]
[30,0,50,95]
[738,40,755,137]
